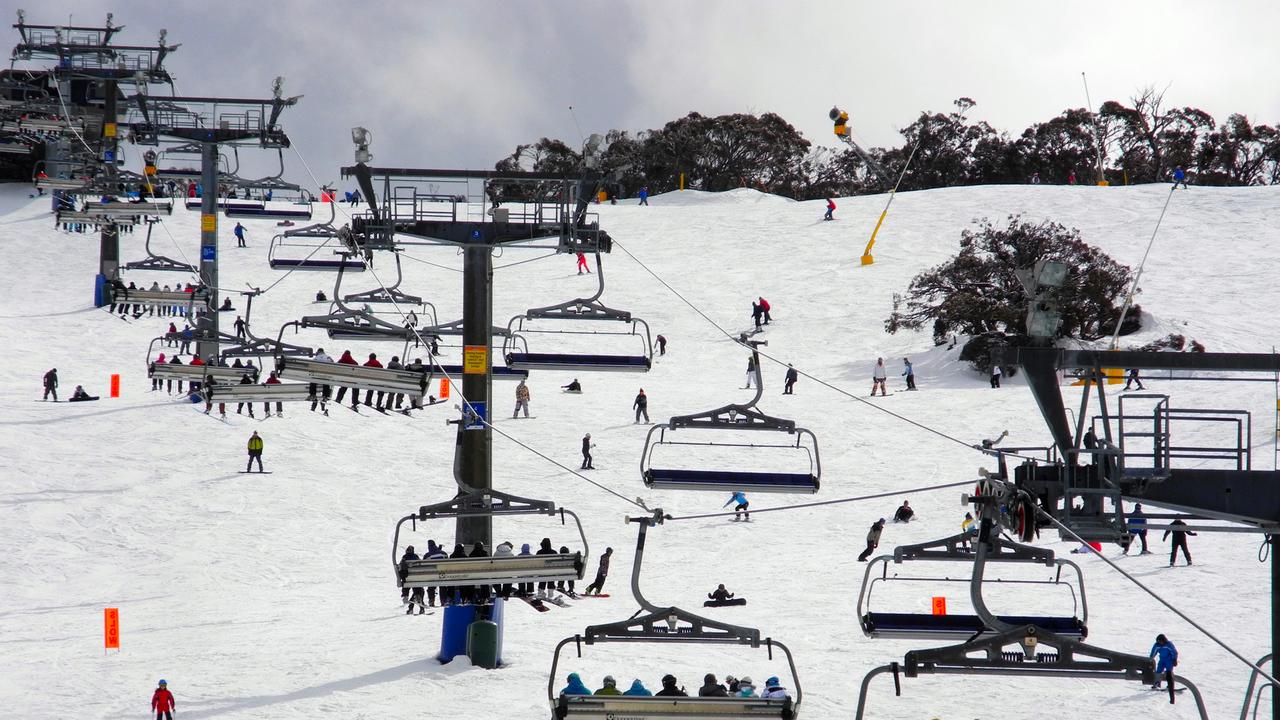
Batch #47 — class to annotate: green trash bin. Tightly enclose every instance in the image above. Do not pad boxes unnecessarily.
[467,620,500,669]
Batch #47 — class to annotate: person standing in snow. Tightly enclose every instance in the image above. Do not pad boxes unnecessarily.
[744,355,757,389]
[1124,503,1151,555]
[1124,368,1145,391]
[1172,166,1189,189]
[576,251,591,275]
[234,221,247,248]
[638,186,649,206]
[654,334,667,356]
[902,357,916,390]
[233,315,247,339]
[580,433,595,469]
[1163,518,1196,566]
[724,491,749,521]
[824,197,836,221]
[514,379,531,418]
[990,363,1003,388]
[751,301,763,331]
[633,388,649,423]
[246,431,264,472]
[857,518,886,561]
[783,364,799,394]
[1149,634,1179,690]
[584,546,612,595]
[151,679,175,720]
[871,358,888,396]
[758,297,772,325]
[42,368,58,401]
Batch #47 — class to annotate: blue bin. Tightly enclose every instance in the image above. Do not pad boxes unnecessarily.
[438,604,476,663]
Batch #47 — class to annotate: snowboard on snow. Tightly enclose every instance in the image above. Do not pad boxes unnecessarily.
[703,598,748,608]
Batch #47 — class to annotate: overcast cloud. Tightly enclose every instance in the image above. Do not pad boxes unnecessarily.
[22,0,1280,188]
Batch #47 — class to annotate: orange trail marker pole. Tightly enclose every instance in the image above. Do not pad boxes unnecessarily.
[110,374,121,398]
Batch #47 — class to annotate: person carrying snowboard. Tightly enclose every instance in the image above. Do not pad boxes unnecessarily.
[584,546,612,595]
[824,197,836,221]
[151,679,175,720]
[783,364,798,394]
[724,491,749,521]
[1149,634,1179,690]
[1163,518,1196,566]
[857,518,886,561]
[42,368,59,400]
[580,433,595,469]
[871,358,888,396]
[246,431,264,472]
[234,221,247,248]
[633,388,649,423]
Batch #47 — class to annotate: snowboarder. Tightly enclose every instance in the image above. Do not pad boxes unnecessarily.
[699,674,728,697]
[580,433,595,470]
[704,584,745,607]
[751,301,763,331]
[990,363,1003,388]
[151,679,176,719]
[576,251,591,274]
[246,431,264,472]
[1149,634,1179,690]
[1124,503,1151,555]
[315,290,327,302]
[892,500,914,523]
[233,315,247,339]
[654,334,667,356]
[783,364,798,394]
[871,358,887,396]
[536,538,558,598]
[423,540,447,606]
[1124,368,1144,391]
[638,186,649,206]
[758,297,772,324]
[902,358,916,390]
[744,355,757,389]
[514,379,531,418]
[398,545,422,612]
[724,491,749,521]
[633,388,649,423]
[857,518,886,561]
[824,197,836,221]
[42,368,58,400]
[1172,166,1189,189]
[562,379,582,393]
[69,385,97,402]
[656,674,687,697]
[1163,518,1195,566]
[584,546,611,595]
[233,221,247,247]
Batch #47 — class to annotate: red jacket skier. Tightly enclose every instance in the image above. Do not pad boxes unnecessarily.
[364,353,384,369]
[337,350,357,365]
[824,198,836,220]
[151,679,175,719]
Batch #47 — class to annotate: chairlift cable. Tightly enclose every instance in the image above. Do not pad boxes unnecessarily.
[610,238,1044,462]
[398,250,465,274]
[1034,502,1280,688]
[665,479,973,522]
[493,251,559,271]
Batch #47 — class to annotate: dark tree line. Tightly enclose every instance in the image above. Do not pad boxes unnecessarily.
[495,90,1280,199]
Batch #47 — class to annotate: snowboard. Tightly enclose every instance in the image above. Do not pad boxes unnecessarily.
[543,595,571,608]
[703,598,748,607]
[517,596,551,612]
[565,592,610,599]
[68,396,101,402]
[238,471,273,474]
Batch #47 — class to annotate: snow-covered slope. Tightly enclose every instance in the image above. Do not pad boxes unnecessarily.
[2,181,1276,719]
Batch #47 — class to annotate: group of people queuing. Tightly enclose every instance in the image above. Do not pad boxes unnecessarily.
[559,671,790,700]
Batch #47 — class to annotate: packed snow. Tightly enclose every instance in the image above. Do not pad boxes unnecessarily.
[1,180,1276,718]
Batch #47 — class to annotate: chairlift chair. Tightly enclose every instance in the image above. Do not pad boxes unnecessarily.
[502,255,652,372]
[640,341,820,494]
[341,252,430,308]
[392,488,588,591]
[277,354,433,400]
[267,203,367,270]
[549,511,802,720]
[123,218,196,273]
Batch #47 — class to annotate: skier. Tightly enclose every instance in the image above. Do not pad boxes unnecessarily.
[398,545,422,613]
[736,677,758,698]
[233,221,247,248]
[654,334,667,356]
[1124,368,1145,391]
[150,354,166,391]
[236,374,256,417]
[536,538,558,598]
[1124,503,1151,555]
[758,297,772,324]
[262,371,284,418]
[556,545,576,595]
[656,674,687,697]
[744,355,757,389]
[871,358,887,396]
[624,679,653,696]
[1163,518,1195,566]
[151,679,176,720]
[576,251,591,274]
[42,367,58,400]
[386,355,407,412]
[580,433,595,470]
[333,350,360,410]
[202,377,225,417]
[1149,634,1179,690]
[246,431,264,472]
[699,674,728,697]
[824,197,836,221]
[594,676,622,696]
[633,388,649,423]
[514,379,531,418]
[516,543,535,597]
[233,315,247,339]
[309,347,334,415]
[892,500,915,523]
[902,357,916,390]
[423,540,447,606]
[584,546,611,595]
[362,353,385,410]
[857,518,886,561]
[783,364,798,394]
[990,363,1003,388]
[1172,166,1189,189]
[751,301,763,331]
[638,186,649,206]
[724,491,749,521]
[762,677,790,700]
[961,511,976,551]
[560,673,592,697]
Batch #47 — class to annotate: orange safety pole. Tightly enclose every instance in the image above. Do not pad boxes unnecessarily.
[110,374,121,398]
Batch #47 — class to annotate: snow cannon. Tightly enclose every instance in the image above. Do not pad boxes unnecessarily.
[830,106,850,137]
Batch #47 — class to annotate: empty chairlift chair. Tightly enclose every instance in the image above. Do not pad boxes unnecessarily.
[640,339,820,494]
[392,489,587,594]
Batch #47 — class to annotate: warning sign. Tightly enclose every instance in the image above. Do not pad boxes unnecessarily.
[103,122,117,138]
[201,214,216,233]
[104,607,120,649]
[463,345,488,374]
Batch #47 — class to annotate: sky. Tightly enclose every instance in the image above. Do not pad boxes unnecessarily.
[20,0,1280,188]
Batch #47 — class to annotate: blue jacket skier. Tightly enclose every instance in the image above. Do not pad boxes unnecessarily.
[624,679,653,696]
[724,491,749,521]
[560,673,592,696]
[1149,634,1178,688]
